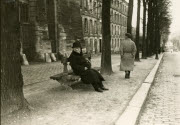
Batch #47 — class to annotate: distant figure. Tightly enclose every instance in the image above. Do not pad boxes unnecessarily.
[68,40,109,92]
[120,33,137,79]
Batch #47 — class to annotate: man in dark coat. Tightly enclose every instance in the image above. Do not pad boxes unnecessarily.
[68,41,108,92]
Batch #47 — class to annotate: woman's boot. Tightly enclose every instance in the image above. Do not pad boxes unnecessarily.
[128,71,130,78]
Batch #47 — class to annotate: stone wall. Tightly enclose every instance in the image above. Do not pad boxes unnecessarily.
[58,0,84,51]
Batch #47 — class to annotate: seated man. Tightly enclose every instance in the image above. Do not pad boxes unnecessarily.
[68,40,108,92]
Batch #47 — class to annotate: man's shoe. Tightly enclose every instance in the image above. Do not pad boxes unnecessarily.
[101,87,109,90]
[125,74,128,79]
[95,88,103,92]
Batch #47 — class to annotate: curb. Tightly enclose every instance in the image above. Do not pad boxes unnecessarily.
[115,53,164,125]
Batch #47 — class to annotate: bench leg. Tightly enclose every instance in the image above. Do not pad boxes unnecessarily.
[61,84,73,90]
[57,80,73,90]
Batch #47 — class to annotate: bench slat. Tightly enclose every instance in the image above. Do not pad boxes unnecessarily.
[50,67,101,82]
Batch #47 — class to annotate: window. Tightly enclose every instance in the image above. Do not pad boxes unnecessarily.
[93,2,97,15]
[121,5,122,12]
[89,0,92,13]
[118,14,120,22]
[112,25,114,35]
[111,24,113,35]
[122,16,124,26]
[90,20,93,34]
[117,26,119,35]
[120,15,122,25]
[84,18,88,33]
[123,5,124,12]
[114,13,116,21]
[112,11,114,21]
[112,39,114,49]
[84,0,88,9]
[94,21,97,34]
[80,0,83,7]
[100,23,102,34]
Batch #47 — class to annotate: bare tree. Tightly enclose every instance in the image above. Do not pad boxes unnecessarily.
[146,0,154,56]
[127,0,134,34]
[157,0,171,53]
[146,0,171,57]
[154,0,159,59]
[1,0,28,115]
[135,0,141,61]
[101,0,113,75]
[142,0,147,59]
[152,0,171,58]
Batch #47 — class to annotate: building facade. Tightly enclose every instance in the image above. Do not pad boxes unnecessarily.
[80,0,128,53]
[18,0,128,61]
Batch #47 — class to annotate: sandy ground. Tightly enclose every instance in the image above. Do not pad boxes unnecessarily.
[1,55,158,125]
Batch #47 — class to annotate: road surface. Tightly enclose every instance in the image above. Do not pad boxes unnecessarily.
[138,52,180,125]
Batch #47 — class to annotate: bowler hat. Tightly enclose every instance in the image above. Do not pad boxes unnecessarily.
[72,41,82,48]
[125,33,132,38]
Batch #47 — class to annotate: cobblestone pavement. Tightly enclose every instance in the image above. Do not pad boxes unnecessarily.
[22,54,120,86]
[138,52,180,125]
[22,62,63,85]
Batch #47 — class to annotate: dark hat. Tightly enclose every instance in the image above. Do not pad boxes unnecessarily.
[125,33,132,38]
[72,41,82,48]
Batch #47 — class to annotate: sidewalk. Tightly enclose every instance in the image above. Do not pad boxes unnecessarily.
[3,54,158,125]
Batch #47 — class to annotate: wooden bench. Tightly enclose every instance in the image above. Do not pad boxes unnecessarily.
[50,53,101,89]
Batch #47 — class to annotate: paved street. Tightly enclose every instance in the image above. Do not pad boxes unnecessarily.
[138,52,180,125]
[22,62,63,86]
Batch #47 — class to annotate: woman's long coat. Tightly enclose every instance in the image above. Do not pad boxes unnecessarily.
[68,51,105,84]
[120,38,137,71]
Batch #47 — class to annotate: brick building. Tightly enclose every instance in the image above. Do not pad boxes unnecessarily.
[19,0,128,61]
[80,0,128,53]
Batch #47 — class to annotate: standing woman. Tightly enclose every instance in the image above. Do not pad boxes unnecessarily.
[120,33,137,78]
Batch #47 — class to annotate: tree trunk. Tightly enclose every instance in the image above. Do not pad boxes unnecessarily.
[147,0,154,56]
[146,0,151,56]
[135,0,141,61]
[153,0,159,59]
[142,0,147,59]
[46,0,59,53]
[1,1,28,116]
[101,0,113,75]
[127,0,134,34]
[151,0,156,56]
[158,30,161,53]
